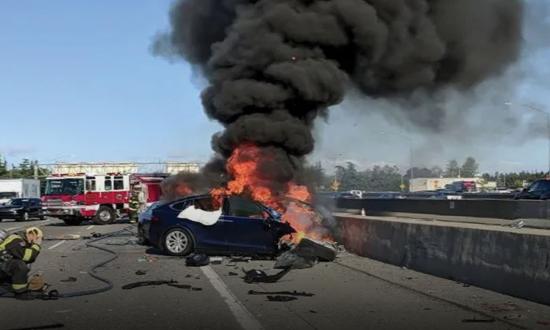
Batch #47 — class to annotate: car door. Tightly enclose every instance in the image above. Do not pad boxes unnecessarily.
[218,196,275,254]
[28,199,39,217]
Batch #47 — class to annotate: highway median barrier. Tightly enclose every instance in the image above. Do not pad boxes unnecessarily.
[334,213,550,306]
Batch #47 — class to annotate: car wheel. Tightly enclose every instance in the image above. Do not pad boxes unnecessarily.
[162,228,193,256]
[63,217,83,226]
[17,212,29,222]
[93,206,116,225]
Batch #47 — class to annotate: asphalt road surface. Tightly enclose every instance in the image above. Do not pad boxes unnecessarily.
[0,217,549,330]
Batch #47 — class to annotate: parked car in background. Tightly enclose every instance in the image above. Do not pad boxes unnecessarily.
[0,198,44,222]
[146,194,295,256]
[515,179,550,200]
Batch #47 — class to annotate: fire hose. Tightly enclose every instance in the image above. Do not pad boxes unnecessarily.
[0,226,133,300]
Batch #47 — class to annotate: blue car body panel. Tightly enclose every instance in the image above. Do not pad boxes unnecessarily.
[148,195,295,256]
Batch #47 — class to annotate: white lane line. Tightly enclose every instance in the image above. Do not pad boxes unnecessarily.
[86,225,95,230]
[6,226,22,232]
[201,266,263,330]
[48,240,66,250]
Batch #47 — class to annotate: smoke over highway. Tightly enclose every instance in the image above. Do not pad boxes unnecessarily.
[155,0,523,190]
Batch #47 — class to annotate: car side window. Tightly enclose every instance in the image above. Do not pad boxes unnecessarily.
[170,200,190,211]
[193,197,219,211]
[541,181,550,192]
[528,182,541,192]
[227,196,265,218]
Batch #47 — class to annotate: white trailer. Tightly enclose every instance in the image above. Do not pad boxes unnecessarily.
[0,179,41,204]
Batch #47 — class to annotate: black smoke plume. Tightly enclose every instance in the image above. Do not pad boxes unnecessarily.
[155,0,523,194]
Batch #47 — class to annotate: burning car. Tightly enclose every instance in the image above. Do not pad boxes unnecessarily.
[144,194,295,256]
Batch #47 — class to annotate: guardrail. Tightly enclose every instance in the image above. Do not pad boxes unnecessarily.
[328,198,550,220]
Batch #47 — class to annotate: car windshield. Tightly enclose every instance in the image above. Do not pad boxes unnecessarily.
[45,179,84,195]
[6,199,26,206]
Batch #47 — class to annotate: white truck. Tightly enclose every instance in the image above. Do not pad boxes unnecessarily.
[0,179,41,205]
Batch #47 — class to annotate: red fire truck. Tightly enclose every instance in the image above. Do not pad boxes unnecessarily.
[42,172,167,225]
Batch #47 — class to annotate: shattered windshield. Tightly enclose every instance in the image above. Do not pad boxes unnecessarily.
[45,179,84,196]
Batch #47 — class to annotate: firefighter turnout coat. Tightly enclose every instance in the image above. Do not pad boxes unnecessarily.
[0,233,41,292]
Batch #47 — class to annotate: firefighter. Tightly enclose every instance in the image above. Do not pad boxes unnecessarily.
[0,227,43,300]
[128,183,144,223]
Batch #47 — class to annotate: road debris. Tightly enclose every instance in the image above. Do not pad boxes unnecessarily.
[243,268,290,283]
[122,280,202,291]
[186,254,210,267]
[461,317,496,323]
[210,256,223,264]
[228,272,239,276]
[248,290,314,297]
[275,238,337,269]
[135,270,147,276]
[267,296,298,302]
[60,277,77,283]
[45,234,80,241]
[481,302,521,313]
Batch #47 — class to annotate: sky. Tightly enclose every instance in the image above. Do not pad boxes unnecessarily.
[1,0,549,174]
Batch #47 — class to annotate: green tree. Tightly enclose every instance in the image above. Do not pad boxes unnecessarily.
[299,162,328,191]
[445,160,460,178]
[0,154,7,177]
[461,157,479,177]
[335,162,363,191]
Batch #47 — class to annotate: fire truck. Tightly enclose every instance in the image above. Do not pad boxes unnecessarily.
[42,163,168,225]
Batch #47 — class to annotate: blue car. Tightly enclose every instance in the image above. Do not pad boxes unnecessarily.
[145,194,295,256]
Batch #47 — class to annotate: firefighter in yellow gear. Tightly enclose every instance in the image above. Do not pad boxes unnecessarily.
[0,227,43,300]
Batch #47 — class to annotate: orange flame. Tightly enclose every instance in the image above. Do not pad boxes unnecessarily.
[175,183,193,196]
[211,143,331,243]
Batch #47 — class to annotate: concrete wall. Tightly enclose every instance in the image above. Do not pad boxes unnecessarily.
[335,198,550,220]
[335,214,550,306]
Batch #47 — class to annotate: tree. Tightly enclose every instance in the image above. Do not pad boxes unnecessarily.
[0,154,7,177]
[299,162,328,191]
[335,162,363,191]
[461,157,479,178]
[430,166,443,178]
[445,160,460,178]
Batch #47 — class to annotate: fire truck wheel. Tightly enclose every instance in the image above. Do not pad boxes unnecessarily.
[94,206,116,225]
[63,218,83,226]
[162,228,194,256]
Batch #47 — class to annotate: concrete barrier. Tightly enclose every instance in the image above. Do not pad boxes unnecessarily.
[335,213,550,306]
[334,198,550,220]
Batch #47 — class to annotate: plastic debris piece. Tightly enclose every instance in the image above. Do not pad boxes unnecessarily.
[186,254,210,267]
[243,268,290,284]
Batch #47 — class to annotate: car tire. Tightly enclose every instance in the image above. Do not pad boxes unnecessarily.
[162,228,193,256]
[93,206,116,225]
[17,212,29,222]
[63,217,83,226]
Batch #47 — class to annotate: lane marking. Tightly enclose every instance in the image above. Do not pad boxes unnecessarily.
[201,266,263,330]
[6,226,22,232]
[86,225,95,230]
[48,240,66,250]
